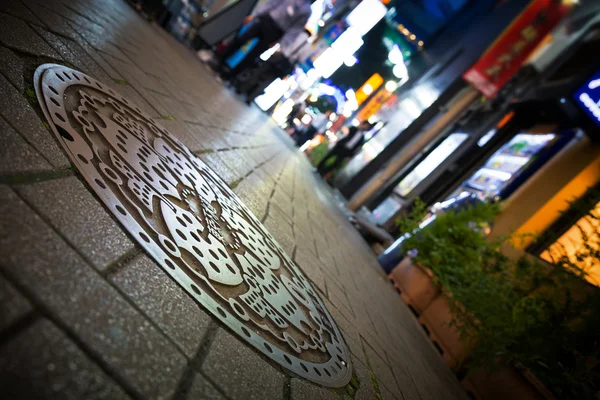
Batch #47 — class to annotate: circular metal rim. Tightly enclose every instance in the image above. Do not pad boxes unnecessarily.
[34,64,352,387]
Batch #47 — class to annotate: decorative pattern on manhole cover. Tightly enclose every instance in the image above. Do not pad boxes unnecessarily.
[34,64,351,386]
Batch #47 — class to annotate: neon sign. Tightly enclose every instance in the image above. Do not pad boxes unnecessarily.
[573,70,600,127]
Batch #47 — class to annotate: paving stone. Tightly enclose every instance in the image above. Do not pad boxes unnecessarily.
[363,341,400,396]
[290,378,339,400]
[232,173,271,218]
[186,373,227,400]
[198,152,239,185]
[352,356,381,400]
[0,318,131,400]
[217,150,254,178]
[202,329,285,400]
[22,1,79,39]
[0,275,32,332]
[110,253,212,358]
[294,246,327,295]
[390,362,421,400]
[380,383,402,400]
[0,187,186,399]
[263,213,296,256]
[0,74,69,169]
[0,13,59,58]
[17,176,134,271]
[0,46,24,92]
[0,0,42,25]
[0,116,52,175]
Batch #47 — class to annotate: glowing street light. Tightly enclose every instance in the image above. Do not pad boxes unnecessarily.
[362,84,374,95]
[387,45,404,65]
[385,80,398,92]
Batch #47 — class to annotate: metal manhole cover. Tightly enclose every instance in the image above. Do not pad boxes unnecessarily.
[34,64,351,387]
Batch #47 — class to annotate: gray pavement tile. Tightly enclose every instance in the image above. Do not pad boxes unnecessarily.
[198,152,239,185]
[0,318,131,400]
[157,119,205,152]
[16,176,135,271]
[110,253,212,358]
[0,74,70,169]
[293,246,327,295]
[187,373,227,400]
[217,150,254,178]
[0,0,42,25]
[290,378,339,399]
[201,329,285,400]
[352,357,381,400]
[232,173,271,218]
[263,213,296,256]
[0,275,32,332]
[268,201,294,229]
[0,116,52,175]
[362,341,400,396]
[70,33,125,80]
[380,383,402,400]
[0,187,186,399]
[21,1,79,39]
[31,25,93,74]
[0,47,24,93]
[0,13,59,58]
[389,362,421,400]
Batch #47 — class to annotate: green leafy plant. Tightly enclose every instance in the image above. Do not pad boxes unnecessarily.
[396,199,600,399]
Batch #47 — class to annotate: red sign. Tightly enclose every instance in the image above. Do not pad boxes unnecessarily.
[463,0,569,98]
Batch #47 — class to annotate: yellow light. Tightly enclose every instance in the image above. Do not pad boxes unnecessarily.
[362,84,374,95]
[402,28,409,35]
[309,93,318,102]
[418,40,424,46]
[409,34,416,40]
[301,114,312,125]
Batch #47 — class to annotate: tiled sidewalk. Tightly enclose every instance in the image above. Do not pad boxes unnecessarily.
[0,1,467,399]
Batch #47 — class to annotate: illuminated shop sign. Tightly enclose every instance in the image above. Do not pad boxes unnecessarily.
[573,70,600,127]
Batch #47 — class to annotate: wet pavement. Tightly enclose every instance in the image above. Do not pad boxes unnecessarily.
[0,1,467,399]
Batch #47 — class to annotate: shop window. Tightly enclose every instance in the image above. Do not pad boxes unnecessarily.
[540,200,600,287]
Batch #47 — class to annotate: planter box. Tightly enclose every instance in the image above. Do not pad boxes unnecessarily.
[462,364,551,400]
[419,295,473,370]
[388,258,440,315]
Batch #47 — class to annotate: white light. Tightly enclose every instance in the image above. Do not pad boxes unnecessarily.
[344,55,357,67]
[387,45,404,65]
[393,63,408,81]
[329,112,337,121]
[326,121,333,128]
[343,109,353,117]
[309,93,319,102]
[318,83,336,96]
[368,115,378,124]
[345,89,356,100]
[293,118,301,126]
[385,81,398,92]
[301,114,312,125]
[313,28,364,78]
[346,0,387,36]
[272,98,295,125]
[318,20,325,27]
[413,85,439,108]
[477,129,497,147]
[259,43,281,61]
[254,78,288,111]
[362,84,374,95]
[352,118,360,126]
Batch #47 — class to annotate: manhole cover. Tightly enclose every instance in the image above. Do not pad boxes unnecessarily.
[34,64,351,387]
